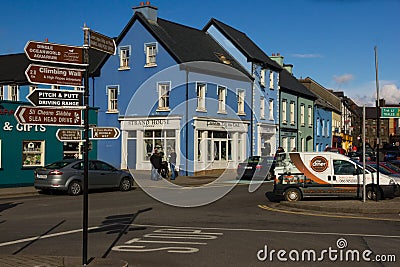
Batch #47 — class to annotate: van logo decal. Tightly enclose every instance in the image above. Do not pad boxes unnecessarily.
[310,156,329,172]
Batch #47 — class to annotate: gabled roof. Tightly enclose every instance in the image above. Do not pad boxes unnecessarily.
[95,12,251,80]
[0,49,105,85]
[279,70,318,100]
[203,18,282,71]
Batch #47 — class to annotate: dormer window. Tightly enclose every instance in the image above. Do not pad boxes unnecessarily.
[145,42,158,67]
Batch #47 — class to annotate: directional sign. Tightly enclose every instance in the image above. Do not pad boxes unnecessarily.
[25,64,84,87]
[381,107,400,118]
[27,89,83,107]
[25,41,85,65]
[15,106,83,126]
[56,129,83,142]
[89,30,116,55]
[91,127,120,139]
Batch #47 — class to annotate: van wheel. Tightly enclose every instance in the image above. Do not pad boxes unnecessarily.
[68,181,82,196]
[366,186,382,201]
[284,188,302,201]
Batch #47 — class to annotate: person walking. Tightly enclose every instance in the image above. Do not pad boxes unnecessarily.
[168,148,177,180]
[150,149,162,181]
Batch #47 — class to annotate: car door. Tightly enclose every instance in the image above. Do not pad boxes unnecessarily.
[92,160,120,188]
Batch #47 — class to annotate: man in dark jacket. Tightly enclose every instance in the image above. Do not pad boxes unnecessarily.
[150,149,162,180]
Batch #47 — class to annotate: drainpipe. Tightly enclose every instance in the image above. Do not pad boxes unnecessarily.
[186,69,189,176]
[251,64,255,157]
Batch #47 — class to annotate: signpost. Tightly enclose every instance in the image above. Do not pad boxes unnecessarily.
[27,88,83,107]
[24,41,85,65]
[91,127,120,139]
[56,129,83,142]
[14,106,83,126]
[381,107,400,118]
[25,64,84,87]
[88,29,116,55]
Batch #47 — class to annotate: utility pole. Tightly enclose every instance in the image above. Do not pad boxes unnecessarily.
[375,46,380,201]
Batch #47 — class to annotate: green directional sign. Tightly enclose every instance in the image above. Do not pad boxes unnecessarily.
[381,107,400,118]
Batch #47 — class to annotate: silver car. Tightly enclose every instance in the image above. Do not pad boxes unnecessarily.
[34,159,134,195]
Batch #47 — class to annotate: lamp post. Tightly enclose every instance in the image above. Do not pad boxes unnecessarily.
[375,46,380,201]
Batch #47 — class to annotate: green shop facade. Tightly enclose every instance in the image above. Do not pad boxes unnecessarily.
[0,101,97,187]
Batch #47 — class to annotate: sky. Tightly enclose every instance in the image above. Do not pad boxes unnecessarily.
[1,0,399,107]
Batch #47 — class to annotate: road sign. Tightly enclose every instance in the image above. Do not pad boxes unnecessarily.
[27,89,83,107]
[89,30,116,55]
[381,107,400,118]
[25,41,85,65]
[15,106,83,126]
[56,129,83,142]
[25,64,84,87]
[91,127,120,139]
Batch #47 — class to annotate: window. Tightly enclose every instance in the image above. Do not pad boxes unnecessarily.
[260,69,266,87]
[63,142,81,159]
[22,141,45,167]
[317,118,321,136]
[269,71,274,89]
[143,130,175,161]
[145,43,157,67]
[29,86,37,94]
[107,86,119,112]
[118,46,131,70]
[158,82,170,110]
[260,97,265,119]
[9,85,18,101]
[290,102,295,125]
[282,137,288,152]
[322,120,326,137]
[237,90,245,115]
[0,139,2,168]
[290,137,296,151]
[326,120,330,137]
[300,104,305,126]
[0,86,3,100]
[218,86,226,113]
[333,160,356,175]
[282,100,287,124]
[308,106,312,126]
[269,99,274,120]
[51,85,60,90]
[197,83,206,111]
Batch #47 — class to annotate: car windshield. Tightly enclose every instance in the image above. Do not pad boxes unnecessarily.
[44,160,77,169]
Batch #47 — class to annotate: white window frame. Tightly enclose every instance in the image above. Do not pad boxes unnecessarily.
[308,106,313,127]
[290,101,295,125]
[107,86,119,113]
[118,45,131,70]
[29,85,38,94]
[300,104,305,126]
[290,137,296,151]
[260,69,266,87]
[51,85,60,90]
[282,137,288,152]
[8,85,18,101]
[157,82,171,111]
[260,97,265,119]
[237,89,245,115]
[269,71,274,89]
[145,42,158,67]
[0,86,3,100]
[196,82,207,112]
[269,99,274,120]
[22,140,45,167]
[282,100,287,124]
[217,86,227,113]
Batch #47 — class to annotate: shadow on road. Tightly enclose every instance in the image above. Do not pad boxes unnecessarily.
[89,207,153,258]
[0,202,23,224]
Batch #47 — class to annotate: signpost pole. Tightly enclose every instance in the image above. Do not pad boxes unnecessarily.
[82,24,90,266]
[375,46,380,202]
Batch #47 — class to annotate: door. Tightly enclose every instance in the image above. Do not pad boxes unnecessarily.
[90,160,120,188]
[331,159,359,197]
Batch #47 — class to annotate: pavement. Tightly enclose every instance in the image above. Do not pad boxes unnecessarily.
[0,174,399,266]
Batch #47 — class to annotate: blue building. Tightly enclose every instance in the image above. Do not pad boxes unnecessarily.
[203,18,282,157]
[92,3,254,175]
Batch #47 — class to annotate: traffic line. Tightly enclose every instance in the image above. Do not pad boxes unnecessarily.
[258,204,400,222]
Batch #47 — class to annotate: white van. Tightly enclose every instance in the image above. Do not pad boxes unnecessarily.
[272,152,399,201]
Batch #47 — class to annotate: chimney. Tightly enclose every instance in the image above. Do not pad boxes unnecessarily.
[133,1,158,22]
[270,52,284,67]
[283,63,293,74]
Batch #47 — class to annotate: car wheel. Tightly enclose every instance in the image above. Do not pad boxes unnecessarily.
[68,181,82,196]
[284,188,302,201]
[119,177,132,191]
[366,186,382,201]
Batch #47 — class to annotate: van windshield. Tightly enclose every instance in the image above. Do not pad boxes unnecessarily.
[353,161,376,173]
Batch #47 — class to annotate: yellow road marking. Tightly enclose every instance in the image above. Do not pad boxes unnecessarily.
[258,204,400,222]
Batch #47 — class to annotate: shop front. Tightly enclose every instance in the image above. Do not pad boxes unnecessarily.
[257,123,277,156]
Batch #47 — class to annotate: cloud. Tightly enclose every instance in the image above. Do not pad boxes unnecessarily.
[290,53,323,58]
[346,81,400,106]
[334,74,354,84]
[379,84,400,105]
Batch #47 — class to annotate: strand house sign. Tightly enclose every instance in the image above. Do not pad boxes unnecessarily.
[24,41,85,65]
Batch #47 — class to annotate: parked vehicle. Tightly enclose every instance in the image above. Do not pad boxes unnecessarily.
[271,152,399,201]
[364,162,400,177]
[324,147,346,155]
[237,156,275,181]
[34,159,134,195]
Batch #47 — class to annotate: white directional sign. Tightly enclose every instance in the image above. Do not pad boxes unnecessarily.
[27,89,83,107]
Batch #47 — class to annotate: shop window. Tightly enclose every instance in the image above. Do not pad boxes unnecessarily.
[145,42,157,67]
[143,130,176,161]
[22,141,44,167]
